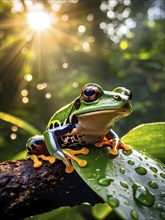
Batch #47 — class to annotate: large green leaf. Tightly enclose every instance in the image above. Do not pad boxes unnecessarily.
[73,147,165,220]
[121,122,165,163]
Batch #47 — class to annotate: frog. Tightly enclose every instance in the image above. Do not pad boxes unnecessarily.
[26,83,133,173]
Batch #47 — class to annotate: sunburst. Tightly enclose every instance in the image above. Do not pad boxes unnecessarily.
[27,11,51,31]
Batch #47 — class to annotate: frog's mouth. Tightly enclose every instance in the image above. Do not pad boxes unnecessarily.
[77,103,132,116]
[74,107,132,133]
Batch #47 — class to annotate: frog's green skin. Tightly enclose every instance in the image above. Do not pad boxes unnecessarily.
[26,83,133,170]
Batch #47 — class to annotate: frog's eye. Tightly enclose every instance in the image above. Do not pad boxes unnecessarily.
[82,84,101,102]
[125,89,133,100]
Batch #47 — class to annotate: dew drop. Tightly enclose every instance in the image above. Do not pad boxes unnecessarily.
[123,149,132,155]
[120,181,129,189]
[135,167,147,175]
[132,184,155,207]
[97,176,114,186]
[160,211,165,219]
[160,173,165,179]
[107,195,119,207]
[148,181,158,189]
[130,210,139,220]
[96,168,100,172]
[150,166,158,173]
[124,201,130,206]
[156,203,164,211]
[119,167,125,174]
[95,187,101,191]
[161,192,165,197]
[87,178,94,184]
[128,160,135,165]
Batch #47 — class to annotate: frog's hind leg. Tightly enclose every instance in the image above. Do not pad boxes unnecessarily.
[27,154,43,168]
[63,147,89,173]
[38,155,56,164]
[27,154,56,168]
[95,137,119,155]
[95,130,132,156]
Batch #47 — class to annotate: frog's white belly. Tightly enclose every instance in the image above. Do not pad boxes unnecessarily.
[60,110,122,147]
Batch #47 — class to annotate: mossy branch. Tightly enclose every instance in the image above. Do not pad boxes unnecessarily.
[0,159,102,220]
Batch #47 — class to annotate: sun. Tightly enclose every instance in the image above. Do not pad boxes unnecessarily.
[27,11,51,31]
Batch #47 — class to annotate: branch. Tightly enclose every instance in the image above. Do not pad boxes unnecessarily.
[0,159,102,220]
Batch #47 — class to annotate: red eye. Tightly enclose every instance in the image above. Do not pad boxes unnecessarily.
[81,84,101,102]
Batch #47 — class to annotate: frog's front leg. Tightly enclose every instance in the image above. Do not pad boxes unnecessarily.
[43,124,75,169]
[63,147,89,173]
[95,130,132,155]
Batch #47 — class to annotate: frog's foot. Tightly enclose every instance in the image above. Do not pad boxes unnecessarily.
[38,155,56,164]
[63,147,89,173]
[28,154,42,168]
[117,141,132,151]
[95,137,110,148]
[28,154,56,168]
[95,138,132,156]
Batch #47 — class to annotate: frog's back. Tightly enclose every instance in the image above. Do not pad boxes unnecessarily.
[46,102,74,130]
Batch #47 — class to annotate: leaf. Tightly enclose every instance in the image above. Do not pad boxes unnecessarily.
[12,149,27,160]
[0,111,41,135]
[25,206,85,220]
[73,147,165,220]
[121,122,165,163]
[92,203,112,220]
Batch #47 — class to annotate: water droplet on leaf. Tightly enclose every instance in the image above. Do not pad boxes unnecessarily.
[160,173,165,179]
[157,204,164,211]
[135,167,147,175]
[124,201,130,206]
[107,195,119,207]
[95,168,100,172]
[128,160,135,165]
[148,181,158,189]
[98,176,114,186]
[119,167,125,174]
[123,149,132,155]
[161,192,165,197]
[150,166,158,173]
[120,181,129,189]
[130,210,139,220]
[160,211,165,219]
[132,184,155,207]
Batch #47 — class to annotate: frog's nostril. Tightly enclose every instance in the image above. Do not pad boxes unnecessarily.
[114,95,122,101]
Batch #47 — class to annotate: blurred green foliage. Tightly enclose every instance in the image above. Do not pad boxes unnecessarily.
[0,0,164,162]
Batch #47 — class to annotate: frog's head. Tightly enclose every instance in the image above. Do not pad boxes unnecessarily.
[70,83,133,131]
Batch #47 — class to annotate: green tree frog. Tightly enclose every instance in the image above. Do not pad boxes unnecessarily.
[26,83,133,173]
